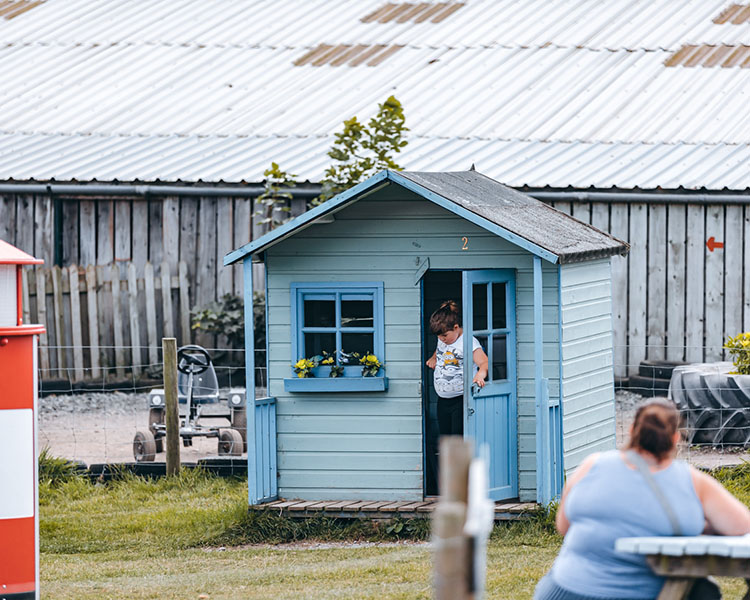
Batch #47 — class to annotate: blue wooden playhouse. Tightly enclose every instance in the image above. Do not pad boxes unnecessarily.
[225,170,628,506]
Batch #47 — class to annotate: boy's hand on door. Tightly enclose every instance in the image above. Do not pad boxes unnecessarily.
[472,372,486,388]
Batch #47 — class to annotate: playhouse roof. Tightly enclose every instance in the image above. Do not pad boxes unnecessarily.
[224,170,629,266]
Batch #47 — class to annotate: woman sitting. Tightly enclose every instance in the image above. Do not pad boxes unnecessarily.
[534,398,750,600]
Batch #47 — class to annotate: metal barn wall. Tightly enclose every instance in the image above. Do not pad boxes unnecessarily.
[0,192,261,312]
[559,259,617,475]
[265,193,560,502]
[549,199,750,377]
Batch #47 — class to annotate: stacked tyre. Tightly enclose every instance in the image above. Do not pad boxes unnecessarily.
[628,360,686,397]
[670,364,750,447]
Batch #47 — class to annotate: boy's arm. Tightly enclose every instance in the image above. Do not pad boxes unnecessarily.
[426,350,437,369]
[472,348,488,387]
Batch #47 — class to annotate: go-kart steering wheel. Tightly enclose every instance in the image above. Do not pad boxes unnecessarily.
[177,345,211,375]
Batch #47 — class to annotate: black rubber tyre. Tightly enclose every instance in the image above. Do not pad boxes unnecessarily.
[628,374,671,397]
[218,428,243,456]
[639,360,686,380]
[133,430,157,462]
[671,368,750,447]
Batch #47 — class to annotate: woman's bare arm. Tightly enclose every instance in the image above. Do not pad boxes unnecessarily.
[691,467,750,535]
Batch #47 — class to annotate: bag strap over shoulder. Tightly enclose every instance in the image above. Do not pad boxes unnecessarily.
[625,450,683,536]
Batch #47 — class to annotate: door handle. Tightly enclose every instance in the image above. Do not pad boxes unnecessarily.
[471,383,480,396]
[468,408,475,415]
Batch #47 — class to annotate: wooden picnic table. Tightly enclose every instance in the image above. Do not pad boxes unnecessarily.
[615,535,750,600]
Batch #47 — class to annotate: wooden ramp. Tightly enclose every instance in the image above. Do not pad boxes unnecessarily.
[251,499,538,521]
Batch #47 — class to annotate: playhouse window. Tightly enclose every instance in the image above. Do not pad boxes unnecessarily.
[287,282,386,392]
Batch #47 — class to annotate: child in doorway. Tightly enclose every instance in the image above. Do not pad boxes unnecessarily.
[426,300,488,437]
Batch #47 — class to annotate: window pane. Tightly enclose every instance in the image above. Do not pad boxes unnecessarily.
[304,332,336,359]
[492,283,507,329]
[492,334,508,381]
[341,333,374,364]
[341,299,373,328]
[304,299,335,327]
[473,283,487,330]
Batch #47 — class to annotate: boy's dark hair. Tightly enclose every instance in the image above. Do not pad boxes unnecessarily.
[430,300,461,335]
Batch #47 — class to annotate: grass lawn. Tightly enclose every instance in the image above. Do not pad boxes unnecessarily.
[39,464,750,599]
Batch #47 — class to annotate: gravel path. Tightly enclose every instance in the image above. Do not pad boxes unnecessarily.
[38,389,747,469]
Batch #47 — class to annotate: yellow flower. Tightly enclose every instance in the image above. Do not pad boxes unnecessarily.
[322,357,334,365]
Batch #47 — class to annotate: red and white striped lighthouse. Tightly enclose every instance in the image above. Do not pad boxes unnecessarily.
[0,239,44,600]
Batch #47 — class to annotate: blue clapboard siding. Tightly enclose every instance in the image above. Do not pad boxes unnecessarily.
[266,196,559,501]
[559,259,617,475]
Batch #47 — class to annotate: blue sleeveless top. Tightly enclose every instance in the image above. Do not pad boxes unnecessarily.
[551,451,704,599]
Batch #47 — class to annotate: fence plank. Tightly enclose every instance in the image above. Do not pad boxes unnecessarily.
[647,204,666,360]
[628,204,648,374]
[724,205,743,339]
[0,194,16,244]
[161,261,174,338]
[144,262,158,365]
[21,266,30,326]
[149,198,164,266]
[216,198,234,298]
[62,199,79,266]
[127,263,142,376]
[114,199,131,263]
[196,197,217,311]
[111,263,126,378]
[79,200,97,266]
[571,202,591,225]
[179,198,198,308]
[96,265,114,368]
[68,265,84,381]
[163,196,180,272]
[15,194,34,255]
[609,204,628,377]
[704,206,724,361]
[666,204,686,361]
[35,268,50,373]
[97,200,114,265]
[552,201,572,215]
[685,205,705,363]
[85,265,100,378]
[51,265,66,373]
[132,199,149,272]
[179,261,190,346]
[234,197,252,296]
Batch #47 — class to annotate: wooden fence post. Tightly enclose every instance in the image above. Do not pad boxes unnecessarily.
[433,436,473,600]
[163,337,180,476]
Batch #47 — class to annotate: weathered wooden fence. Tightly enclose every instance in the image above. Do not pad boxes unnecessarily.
[549,200,750,376]
[3,191,750,379]
[23,261,191,381]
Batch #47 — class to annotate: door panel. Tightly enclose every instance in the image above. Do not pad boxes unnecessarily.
[463,270,518,501]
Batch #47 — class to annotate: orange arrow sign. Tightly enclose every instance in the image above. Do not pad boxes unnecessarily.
[706,236,724,252]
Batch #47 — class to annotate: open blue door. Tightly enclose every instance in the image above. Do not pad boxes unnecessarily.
[463,270,518,501]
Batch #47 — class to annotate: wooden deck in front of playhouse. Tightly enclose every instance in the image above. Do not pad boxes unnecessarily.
[250,499,539,521]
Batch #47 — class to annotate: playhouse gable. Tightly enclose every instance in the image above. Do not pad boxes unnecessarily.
[224,170,628,267]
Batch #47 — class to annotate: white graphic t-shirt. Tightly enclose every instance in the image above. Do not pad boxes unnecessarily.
[434,334,481,399]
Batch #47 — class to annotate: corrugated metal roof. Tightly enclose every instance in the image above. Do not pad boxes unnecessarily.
[0,0,749,189]
[227,169,629,265]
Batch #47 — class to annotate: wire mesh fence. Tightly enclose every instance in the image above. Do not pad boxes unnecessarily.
[35,344,750,471]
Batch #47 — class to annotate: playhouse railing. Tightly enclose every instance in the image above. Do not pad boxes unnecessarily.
[252,396,277,504]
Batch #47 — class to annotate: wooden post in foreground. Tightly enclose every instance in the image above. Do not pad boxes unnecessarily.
[163,337,180,476]
[433,436,474,600]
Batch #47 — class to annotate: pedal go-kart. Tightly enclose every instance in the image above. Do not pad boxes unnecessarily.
[133,345,247,462]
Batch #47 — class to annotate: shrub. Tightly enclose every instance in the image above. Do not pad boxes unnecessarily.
[725,332,750,375]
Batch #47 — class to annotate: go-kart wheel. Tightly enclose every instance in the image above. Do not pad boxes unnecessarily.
[218,428,243,456]
[133,430,157,462]
[177,345,211,375]
[230,407,247,452]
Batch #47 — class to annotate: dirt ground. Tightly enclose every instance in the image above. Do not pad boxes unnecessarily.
[39,389,748,469]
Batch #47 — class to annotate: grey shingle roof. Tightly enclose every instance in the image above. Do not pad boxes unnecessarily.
[225,170,629,266]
